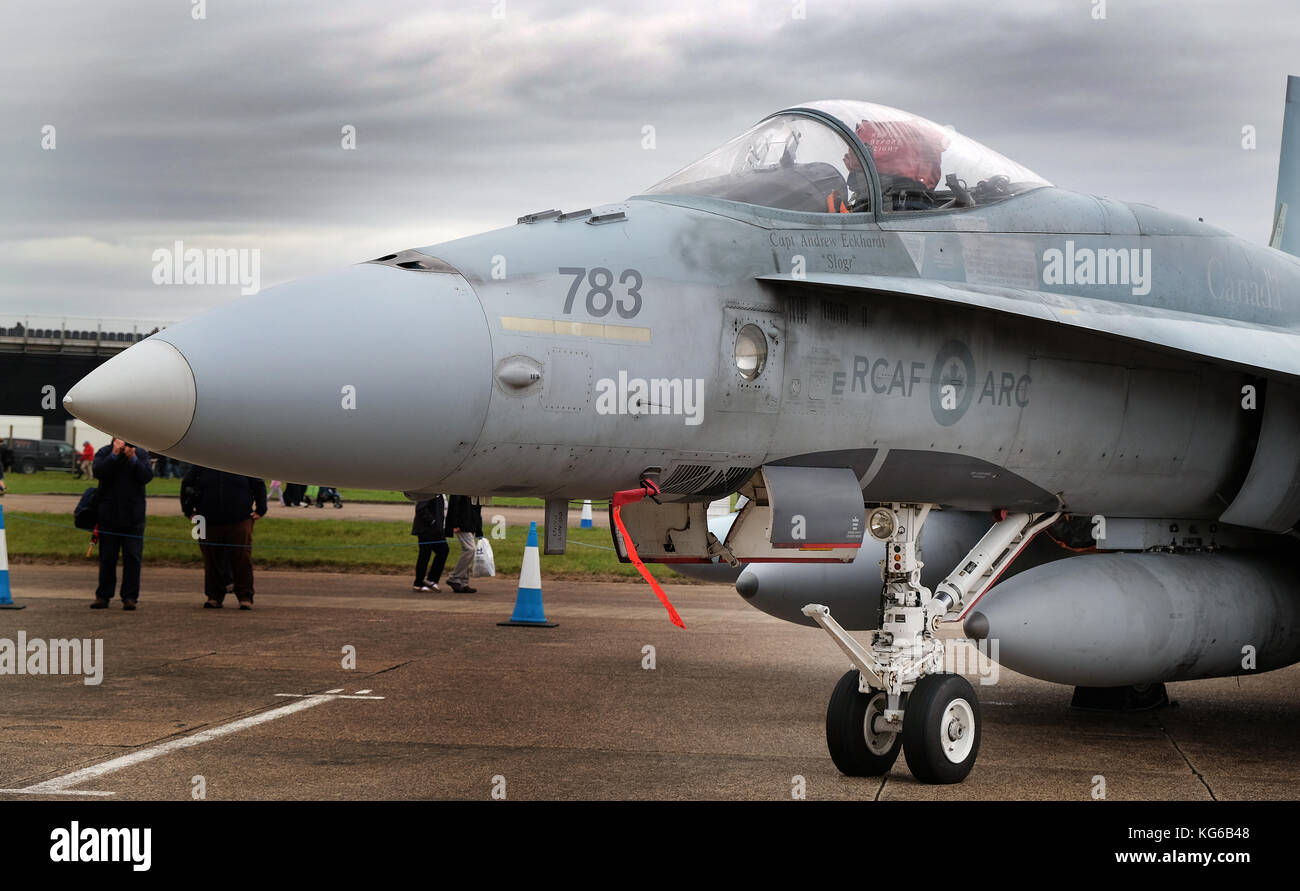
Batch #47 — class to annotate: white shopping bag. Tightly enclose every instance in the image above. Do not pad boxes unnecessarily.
[473,537,496,577]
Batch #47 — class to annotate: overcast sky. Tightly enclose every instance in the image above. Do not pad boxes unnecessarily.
[2,0,1297,325]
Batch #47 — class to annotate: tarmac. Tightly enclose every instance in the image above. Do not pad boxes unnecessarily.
[1,561,1298,801]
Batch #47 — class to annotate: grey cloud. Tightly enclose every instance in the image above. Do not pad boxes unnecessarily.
[1,0,1296,318]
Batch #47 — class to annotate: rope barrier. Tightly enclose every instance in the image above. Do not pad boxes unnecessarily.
[4,511,621,552]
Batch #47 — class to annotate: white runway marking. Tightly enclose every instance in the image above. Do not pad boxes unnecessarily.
[0,690,382,796]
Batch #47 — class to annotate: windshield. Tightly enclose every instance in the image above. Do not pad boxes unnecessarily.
[645,113,868,214]
[801,100,1051,212]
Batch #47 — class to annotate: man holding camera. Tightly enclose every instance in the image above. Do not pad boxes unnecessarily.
[91,438,153,609]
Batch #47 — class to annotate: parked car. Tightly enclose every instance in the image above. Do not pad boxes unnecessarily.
[6,438,76,474]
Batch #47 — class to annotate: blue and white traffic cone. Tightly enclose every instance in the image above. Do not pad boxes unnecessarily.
[0,506,23,610]
[579,499,594,529]
[498,521,556,627]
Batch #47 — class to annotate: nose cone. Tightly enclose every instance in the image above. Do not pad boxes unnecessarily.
[66,262,492,489]
[64,339,196,450]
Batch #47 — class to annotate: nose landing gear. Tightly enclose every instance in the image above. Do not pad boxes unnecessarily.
[805,504,1058,784]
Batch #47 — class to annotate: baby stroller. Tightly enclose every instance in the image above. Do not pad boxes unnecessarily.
[315,486,343,508]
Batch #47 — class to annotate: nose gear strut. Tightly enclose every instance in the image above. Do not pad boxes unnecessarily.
[803,504,1059,783]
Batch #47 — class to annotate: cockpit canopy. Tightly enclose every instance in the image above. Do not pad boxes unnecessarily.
[645,99,1050,215]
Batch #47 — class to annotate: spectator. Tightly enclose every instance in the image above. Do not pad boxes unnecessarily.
[444,495,483,594]
[91,439,153,610]
[411,495,448,592]
[77,441,94,479]
[181,465,267,609]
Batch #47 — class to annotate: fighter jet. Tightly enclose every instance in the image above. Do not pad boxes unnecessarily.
[66,79,1300,784]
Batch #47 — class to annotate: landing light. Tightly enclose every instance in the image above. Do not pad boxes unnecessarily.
[868,508,897,541]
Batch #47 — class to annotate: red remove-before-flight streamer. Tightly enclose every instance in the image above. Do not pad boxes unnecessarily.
[611,479,685,629]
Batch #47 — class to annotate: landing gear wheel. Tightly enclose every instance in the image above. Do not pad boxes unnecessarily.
[826,669,901,776]
[902,674,980,784]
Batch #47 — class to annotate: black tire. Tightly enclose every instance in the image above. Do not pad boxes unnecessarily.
[20,458,36,474]
[826,669,901,776]
[902,673,980,784]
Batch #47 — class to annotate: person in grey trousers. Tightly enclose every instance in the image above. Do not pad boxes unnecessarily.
[444,495,482,593]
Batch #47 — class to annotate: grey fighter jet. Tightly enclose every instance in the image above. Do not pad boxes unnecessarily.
[66,79,1300,784]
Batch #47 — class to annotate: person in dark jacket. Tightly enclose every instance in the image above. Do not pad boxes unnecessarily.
[444,495,483,593]
[410,495,449,592]
[181,466,267,609]
[91,439,153,609]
